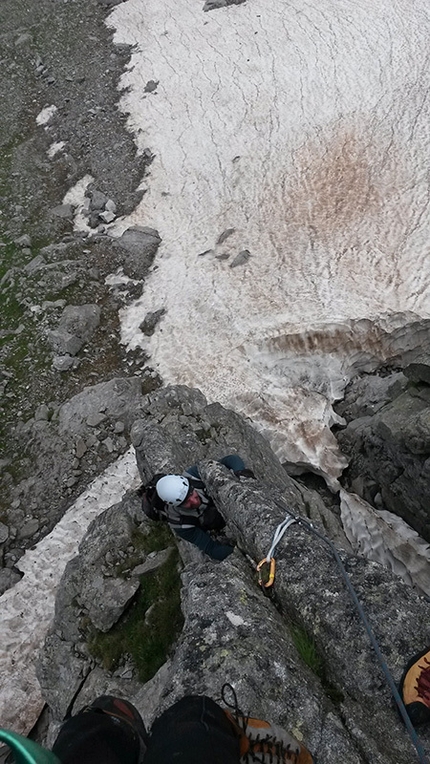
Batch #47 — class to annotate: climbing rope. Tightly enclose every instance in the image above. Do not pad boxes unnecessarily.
[256,500,429,764]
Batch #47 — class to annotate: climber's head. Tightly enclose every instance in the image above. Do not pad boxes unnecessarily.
[156,475,190,507]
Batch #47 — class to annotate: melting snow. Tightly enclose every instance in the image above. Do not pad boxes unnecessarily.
[0,450,139,734]
[106,0,430,483]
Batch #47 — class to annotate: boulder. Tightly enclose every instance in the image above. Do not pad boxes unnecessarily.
[113,226,162,279]
[46,304,100,356]
[58,377,144,435]
[337,383,430,541]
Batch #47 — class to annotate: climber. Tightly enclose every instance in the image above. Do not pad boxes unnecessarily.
[142,455,255,561]
[0,691,314,764]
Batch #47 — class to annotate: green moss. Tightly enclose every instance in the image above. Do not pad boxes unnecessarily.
[88,544,183,683]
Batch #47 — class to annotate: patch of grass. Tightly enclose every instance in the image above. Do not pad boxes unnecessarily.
[88,545,183,683]
[132,523,174,554]
[115,524,174,577]
[290,623,344,704]
[290,624,324,677]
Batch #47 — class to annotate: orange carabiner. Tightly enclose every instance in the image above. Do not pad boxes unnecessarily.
[256,557,276,589]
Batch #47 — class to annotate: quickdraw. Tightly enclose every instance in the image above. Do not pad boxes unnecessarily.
[257,514,297,590]
[256,556,276,589]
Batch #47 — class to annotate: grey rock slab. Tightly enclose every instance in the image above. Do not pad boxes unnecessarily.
[70,666,142,717]
[14,234,32,247]
[144,80,159,93]
[198,461,430,764]
[17,518,40,539]
[337,387,430,541]
[88,189,109,211]
[37,493,146,719]
[37,634,91,721]
[81,574,140,632]
[24,255,46,273]
[229,249,251,268]
[216,227,236,245]
[203,0,247,8]
[59,377,144,435]
[50,204,73,219]
[34,404,50,421]
[86,412,107,427]
[47,304,100,356]
[75,437,87,458]
[131,385,297,493]
[404,354,430,384]
[131,547,173,576]
[58,304,101,342]
[115,226,161,255]
[0,568,22,595]
[99,210,116,224]
[113,226,162,279]
[133,552,363,763]
[47,331,83,356]
[105,199,117,213]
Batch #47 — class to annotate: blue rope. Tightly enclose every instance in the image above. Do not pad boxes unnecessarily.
[292,514,429,764]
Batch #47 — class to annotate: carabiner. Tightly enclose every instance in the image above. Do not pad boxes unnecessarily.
[256,557,276,589]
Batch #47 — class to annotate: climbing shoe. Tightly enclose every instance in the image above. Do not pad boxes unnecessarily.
[52,695,147,764]
[225,712,314,764]
[400,647,430,726]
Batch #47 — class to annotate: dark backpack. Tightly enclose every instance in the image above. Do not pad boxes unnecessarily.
[140,473,168,522]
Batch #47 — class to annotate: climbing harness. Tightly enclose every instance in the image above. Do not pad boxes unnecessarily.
[257,515,297,589]
[255,499,429,764]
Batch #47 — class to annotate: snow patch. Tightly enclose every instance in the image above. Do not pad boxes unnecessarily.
[107,0,430,483]
[0,449,139,735]
[340,490,430,596]
[47,141,65,159]
[63,174,94,233]
[36,105,57,126]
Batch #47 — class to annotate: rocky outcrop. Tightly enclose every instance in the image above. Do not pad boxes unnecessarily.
[2,378,145,564]
[37,491,155,719]
[113,226,162,279]
[336,364,430,542]
[37,385,430,763]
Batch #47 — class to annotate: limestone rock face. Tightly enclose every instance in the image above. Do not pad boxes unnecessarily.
[198,461,430,764]
[58,377,144,435]
[337,371,430,542]
[36,385,430,763]
[37,491,147,718]
[132,552,363,764]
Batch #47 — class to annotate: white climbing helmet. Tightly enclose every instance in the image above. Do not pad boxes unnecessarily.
[156,475,190,506]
